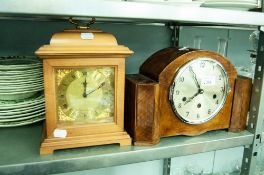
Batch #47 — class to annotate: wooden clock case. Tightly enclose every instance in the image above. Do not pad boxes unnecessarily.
[36,29,133,154]
[125,47,239,145]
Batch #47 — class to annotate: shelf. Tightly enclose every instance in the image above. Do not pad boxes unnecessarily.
[0,2,262,174]
[0,122,254,174]
[0,0,264,26]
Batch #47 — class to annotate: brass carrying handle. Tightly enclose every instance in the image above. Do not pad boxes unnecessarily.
[69,17,96,29]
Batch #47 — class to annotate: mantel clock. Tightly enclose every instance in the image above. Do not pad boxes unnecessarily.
[125,47,238,145]
[36,25,133,154]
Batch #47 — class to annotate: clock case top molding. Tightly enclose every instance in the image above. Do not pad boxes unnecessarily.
[36,29,133,154]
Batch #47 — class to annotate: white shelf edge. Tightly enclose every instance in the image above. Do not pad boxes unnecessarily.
[0,0,263,26]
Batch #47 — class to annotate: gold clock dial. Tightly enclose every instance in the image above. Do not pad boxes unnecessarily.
[56,67,115,124]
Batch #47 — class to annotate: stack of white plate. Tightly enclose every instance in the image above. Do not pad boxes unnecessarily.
[197,0,259,10]
[0,93,45,127]
[0,56,45,127]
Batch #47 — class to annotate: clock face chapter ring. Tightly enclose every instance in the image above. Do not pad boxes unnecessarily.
[169,57,229,125]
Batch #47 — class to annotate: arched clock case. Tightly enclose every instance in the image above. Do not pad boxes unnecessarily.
[125,47,241,145]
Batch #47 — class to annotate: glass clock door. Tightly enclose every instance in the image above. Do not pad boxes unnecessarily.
[55,66,115,124]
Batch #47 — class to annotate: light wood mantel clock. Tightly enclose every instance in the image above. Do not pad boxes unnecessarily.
[35,20,133,154]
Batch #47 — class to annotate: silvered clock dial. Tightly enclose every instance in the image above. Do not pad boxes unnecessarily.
[169,58,229,124]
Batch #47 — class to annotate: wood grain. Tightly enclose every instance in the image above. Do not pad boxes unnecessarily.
[140,47,237,137]
[125,74,160,145]
[40,131,131,154]
[125,47,238,144]
[36,29,133,154]
[229,76,252,132]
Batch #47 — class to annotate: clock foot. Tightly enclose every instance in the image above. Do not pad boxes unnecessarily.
[40,147,54,155]
[119,139,131,146]
[40,131,131,155]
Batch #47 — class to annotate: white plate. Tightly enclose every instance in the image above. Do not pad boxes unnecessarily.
[0,82,43,90]
[0,83,43,90]
[0,82,43,89]
[0,91,43,101]
[0,72,43,79]
[0,100,44,112]
[0,112,45,122]
[0,75,43,82]
[0,58,42,70]
[0,64,42,70]
[0,87,43,93]
[0,76,43,83]
[0,67,43,75]
[0,89,43,101]
[0,102,45,116]
[0,79,43,85]
[201,1,258,10]
[0,80,43,85]
[0,81,43,87]
[0,57,40,64]
[0,109,45,122]
[0,115,45,127]
[0,93,43,106]
[0,86,43,93]
[0,107,45,119]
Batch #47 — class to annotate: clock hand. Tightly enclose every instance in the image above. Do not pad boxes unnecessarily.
[184,88,204,105]
[184,91,199,105]
[82,75,88,98]
[86,82,106,96]
[189,66,201,89]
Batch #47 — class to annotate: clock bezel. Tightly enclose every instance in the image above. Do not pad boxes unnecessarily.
[169,57,229,125]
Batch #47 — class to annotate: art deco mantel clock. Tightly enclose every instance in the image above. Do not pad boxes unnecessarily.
[36,20,133,154]
[125,47,238,145]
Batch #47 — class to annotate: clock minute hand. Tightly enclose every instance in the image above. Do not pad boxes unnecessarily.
[86,82,106,96]
[189,66,201,89]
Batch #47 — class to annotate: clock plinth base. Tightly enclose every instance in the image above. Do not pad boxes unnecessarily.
[40,132,131,155]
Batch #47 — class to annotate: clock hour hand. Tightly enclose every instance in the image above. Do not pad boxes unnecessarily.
[184,88,204,105]
[189,66,201,89]
[82,76,88,98]
[86,82,106,96]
